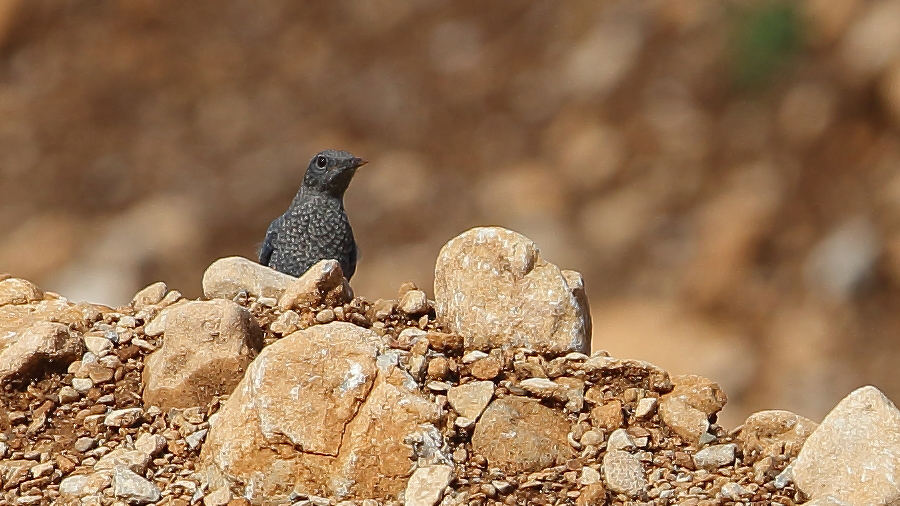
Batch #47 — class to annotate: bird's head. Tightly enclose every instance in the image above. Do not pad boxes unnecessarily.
[301,149,368,197]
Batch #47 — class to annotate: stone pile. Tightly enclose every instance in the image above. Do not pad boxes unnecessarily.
[1,227,899,506]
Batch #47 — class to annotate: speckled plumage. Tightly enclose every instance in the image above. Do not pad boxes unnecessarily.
[259,150,366,279]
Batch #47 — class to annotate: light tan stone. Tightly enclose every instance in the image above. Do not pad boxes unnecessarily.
[667,374,727,417]
[202,256,295,301]
[202,322,440,502]
[658,395,710,445]
[142,300,263,410]
[277,259,351,311]
[0,321,84,382]
[447,381,495,420]
[471,396,573,473]
[793,386,900,506]
[0,277,43,306]
[738,409,818,460]
[434,227,590,355]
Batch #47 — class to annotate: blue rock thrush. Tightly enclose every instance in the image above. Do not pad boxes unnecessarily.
[259,150,367,279]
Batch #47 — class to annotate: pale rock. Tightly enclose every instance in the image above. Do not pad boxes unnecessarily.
[202,256,296,300]
[658,396,710,445]
[720,481,750,500]
[203,486,231,506]
[134,434,167,457]
[607,428,635,451]
[434,227,591,354]
[447,381,495,420]
[142,299,262,410]
[95,448,151,474]
[269,310,300,335]
[112,466,161,504]
[666,374,727,417]
[404,465,454,506]
[104,408,144,428]
[738,410,818,460]
[30,461,54,478]
[0,277,43,306]
[131,282,167,310]
[72,377,93,394]
[277,259,351,311]
[793,386,900,506]
[580,466,601,485]
[59,474,91,496]
[0,321,84,382]
[462,350,489,363]
[83,335,113,356]
[471,396,573,473]
[519,377,560,398]
[603,450,647,498]
[580,430,604,447]
[634,397,658,420]
[202,322,440,502]
[186,428,207,449]
[692,443,737,470]
[398,289,429,315]
[74,437,97,453]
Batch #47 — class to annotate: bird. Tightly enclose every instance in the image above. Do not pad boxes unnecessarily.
[259,149,367,279]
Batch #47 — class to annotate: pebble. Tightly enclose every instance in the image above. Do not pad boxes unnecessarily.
[315,309,335,324]
[399,289,429,315]
[74,436,97,453]
[462,350,489,363]
[634,397,658,419]
[692,443,737,470]
[405,465,454,506]
[104,407,144,428]
[58,385,80,403]
[720,481,749,499]
[83,335,114,356]
[112,466,161,504]
[603,450,648,498]
[607,428,635,451]
[580,466,601,485]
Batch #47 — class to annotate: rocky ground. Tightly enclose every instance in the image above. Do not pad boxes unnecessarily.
[1,227,897,506]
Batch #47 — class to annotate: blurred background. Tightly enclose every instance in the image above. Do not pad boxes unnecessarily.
[1,0,899,427]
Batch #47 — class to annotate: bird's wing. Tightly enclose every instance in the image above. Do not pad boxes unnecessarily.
[259,220,278,265]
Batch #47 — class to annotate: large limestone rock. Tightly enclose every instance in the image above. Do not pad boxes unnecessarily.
[0,321,84,382]
[202,322,442,503]
[434,227,591,355]
[471,396,574,473]
[202,256,296,300]
[792,386,900,506]
[142,300,263,410]
[737,410,817,460]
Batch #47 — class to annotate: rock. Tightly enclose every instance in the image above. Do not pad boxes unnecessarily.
[142,300,263,410]
[434,227,591,355]
[202,256,296,300]
[404,465,454,506]
[692,443,737,470]
[634,397,658,420]
[425,331,464,354]
[447,381,495,420]
[720,481,750,500]
[577,482,607,506]
[470,357,501,380]
[666,374,727,418]
[658,395,710,445]
[398,289,429,315]
[792,386,900,506]
[135,434,167,456]
[202,322,440,502]
[277,259,351,311]
[590,399,624,431]
[59,474,91,496]
[204,486,232,506]
[95,449,152,474]
[269,309,301,335]
[471,396,574,473]
[602,450,647,498]
[580,466,601,485]
[74,436,97,453]
[579,355,673,393]
[131,281,167,310]
[104,407,144,427]
[607,428,635,451]
[72,377,93,394]
[519,377,560,398]
[0,277,43,306]
[738,410,818,460]
[0,321,84,382]
[59,385,80,403]
[112,466,161,504]
[83,335,113,356]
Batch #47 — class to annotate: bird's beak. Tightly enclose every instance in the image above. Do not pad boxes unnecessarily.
[351,157,369,169]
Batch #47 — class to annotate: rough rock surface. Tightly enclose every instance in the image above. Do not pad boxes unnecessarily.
[0,321,84,382]
[2,234,898,505]
[201,322,440,501]
[202,256,295,300]
[277,258,352,311]
[142,299,263,409]
[434,227,591,355]
[792,385,900,506]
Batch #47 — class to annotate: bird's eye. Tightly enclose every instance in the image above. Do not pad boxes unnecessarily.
[316,156,327,169]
